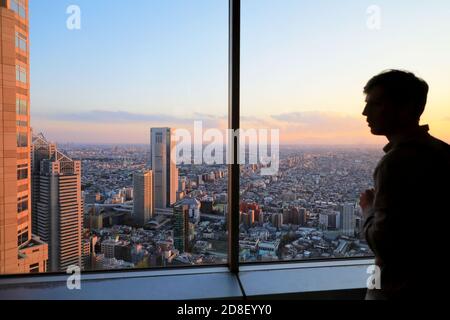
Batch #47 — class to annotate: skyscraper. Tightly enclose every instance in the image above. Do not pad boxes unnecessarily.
[173,203,189,253]
[150,128,178,209]
[0,0,48,274]
[31,134,82,272]
[173,197,199,253]
[339,203,355,237]
[133,170,154,226]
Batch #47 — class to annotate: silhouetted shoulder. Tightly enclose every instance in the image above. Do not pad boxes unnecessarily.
[428,135,450,155]
[377,134,449,178]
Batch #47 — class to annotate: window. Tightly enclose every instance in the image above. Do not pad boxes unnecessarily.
[10,0,26,19]
[17,196,28,214]
[16,120,27,127]
[16,65,27,84]
[1,0,449,284]
[239,0,450,263]
[17,230,28,247]
[17,166,28,181]
[16,98,28,115]
[29,263,40,273]
[15,32,27,52]
[0,0,229,276]
[16,132,27,147]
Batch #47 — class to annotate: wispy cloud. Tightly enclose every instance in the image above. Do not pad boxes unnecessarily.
[30,109,382,145]
[266,111,378,144]
[32,110,227,128]
[271,111,363,130]
[35,110,182,123]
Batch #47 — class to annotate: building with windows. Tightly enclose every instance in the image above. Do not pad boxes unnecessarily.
[31,134,82,272]
[133,170,154,226]
[150,128,178,209]
[173,199,190,253]
[339,203,356,237]
[0,0,48,274]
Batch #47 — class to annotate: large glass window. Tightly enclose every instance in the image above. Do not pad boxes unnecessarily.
[6,0,228,275]
[240,0,450,262]
[2,0,450,279]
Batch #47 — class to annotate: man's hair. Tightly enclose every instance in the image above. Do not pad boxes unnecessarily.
[364,69,429,120]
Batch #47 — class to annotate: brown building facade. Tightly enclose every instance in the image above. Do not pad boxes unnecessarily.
[0,0,48,274]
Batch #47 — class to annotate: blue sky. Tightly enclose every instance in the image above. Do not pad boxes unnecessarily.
[29,0,450,144]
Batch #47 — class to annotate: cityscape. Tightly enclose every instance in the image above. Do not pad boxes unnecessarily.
[31,136,379,272]
[1,0,377,275]
[3,1,449,277]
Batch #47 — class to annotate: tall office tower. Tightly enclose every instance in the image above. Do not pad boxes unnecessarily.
[150,128,178,209]
[0,0,48,275]
[173,203,189,253]
[31,134,82,272]
[339,203,355,237]
[132,170,154,226]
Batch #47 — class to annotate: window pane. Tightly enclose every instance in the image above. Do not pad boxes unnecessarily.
[241,0,450,262]
[0,0,228,275]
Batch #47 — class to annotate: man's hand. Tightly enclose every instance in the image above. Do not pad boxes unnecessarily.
[360,188,375,217]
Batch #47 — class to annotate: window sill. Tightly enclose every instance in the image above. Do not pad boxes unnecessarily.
[0,260,374,300]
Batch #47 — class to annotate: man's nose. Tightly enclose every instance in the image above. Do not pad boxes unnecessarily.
[362,105,369,116]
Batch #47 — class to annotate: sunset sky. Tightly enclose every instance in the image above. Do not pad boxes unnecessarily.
[29,0,450,145]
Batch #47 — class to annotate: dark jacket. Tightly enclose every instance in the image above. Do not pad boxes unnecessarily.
[364,125,450,300]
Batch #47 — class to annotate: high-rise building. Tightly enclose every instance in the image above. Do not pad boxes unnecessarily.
[339,203,355,237]
[133,170,154,226]
[272,213,283,229]
[241,210,255,228]
[31,134,82,272]
[319,211,341,230]
[150,128,178,209]
[173,203,189,253]
[0,0,48,274]
[173,197,200,253]
[173,197,199,253]
[289,207,306,226]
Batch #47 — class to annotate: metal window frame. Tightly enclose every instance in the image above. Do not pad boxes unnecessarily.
[227,0,241,275]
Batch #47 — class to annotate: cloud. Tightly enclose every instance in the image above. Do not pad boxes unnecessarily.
[32,110,227,128]
[34,110,181,123]
[30,109,383,145]
[272,111,361,126]
[266,111,380,145]
[270,111,365,130]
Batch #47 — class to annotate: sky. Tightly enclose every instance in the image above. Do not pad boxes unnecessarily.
[29,0,450,145]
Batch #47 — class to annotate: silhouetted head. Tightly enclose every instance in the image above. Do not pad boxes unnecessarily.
[363,70,429,136]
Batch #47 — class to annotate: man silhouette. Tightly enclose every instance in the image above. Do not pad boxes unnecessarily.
[360,70,450,300]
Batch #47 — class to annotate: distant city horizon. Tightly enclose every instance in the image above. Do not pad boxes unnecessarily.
[28,0,450,145]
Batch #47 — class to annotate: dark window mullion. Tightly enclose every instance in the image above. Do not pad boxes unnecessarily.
[228,0,241,274]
